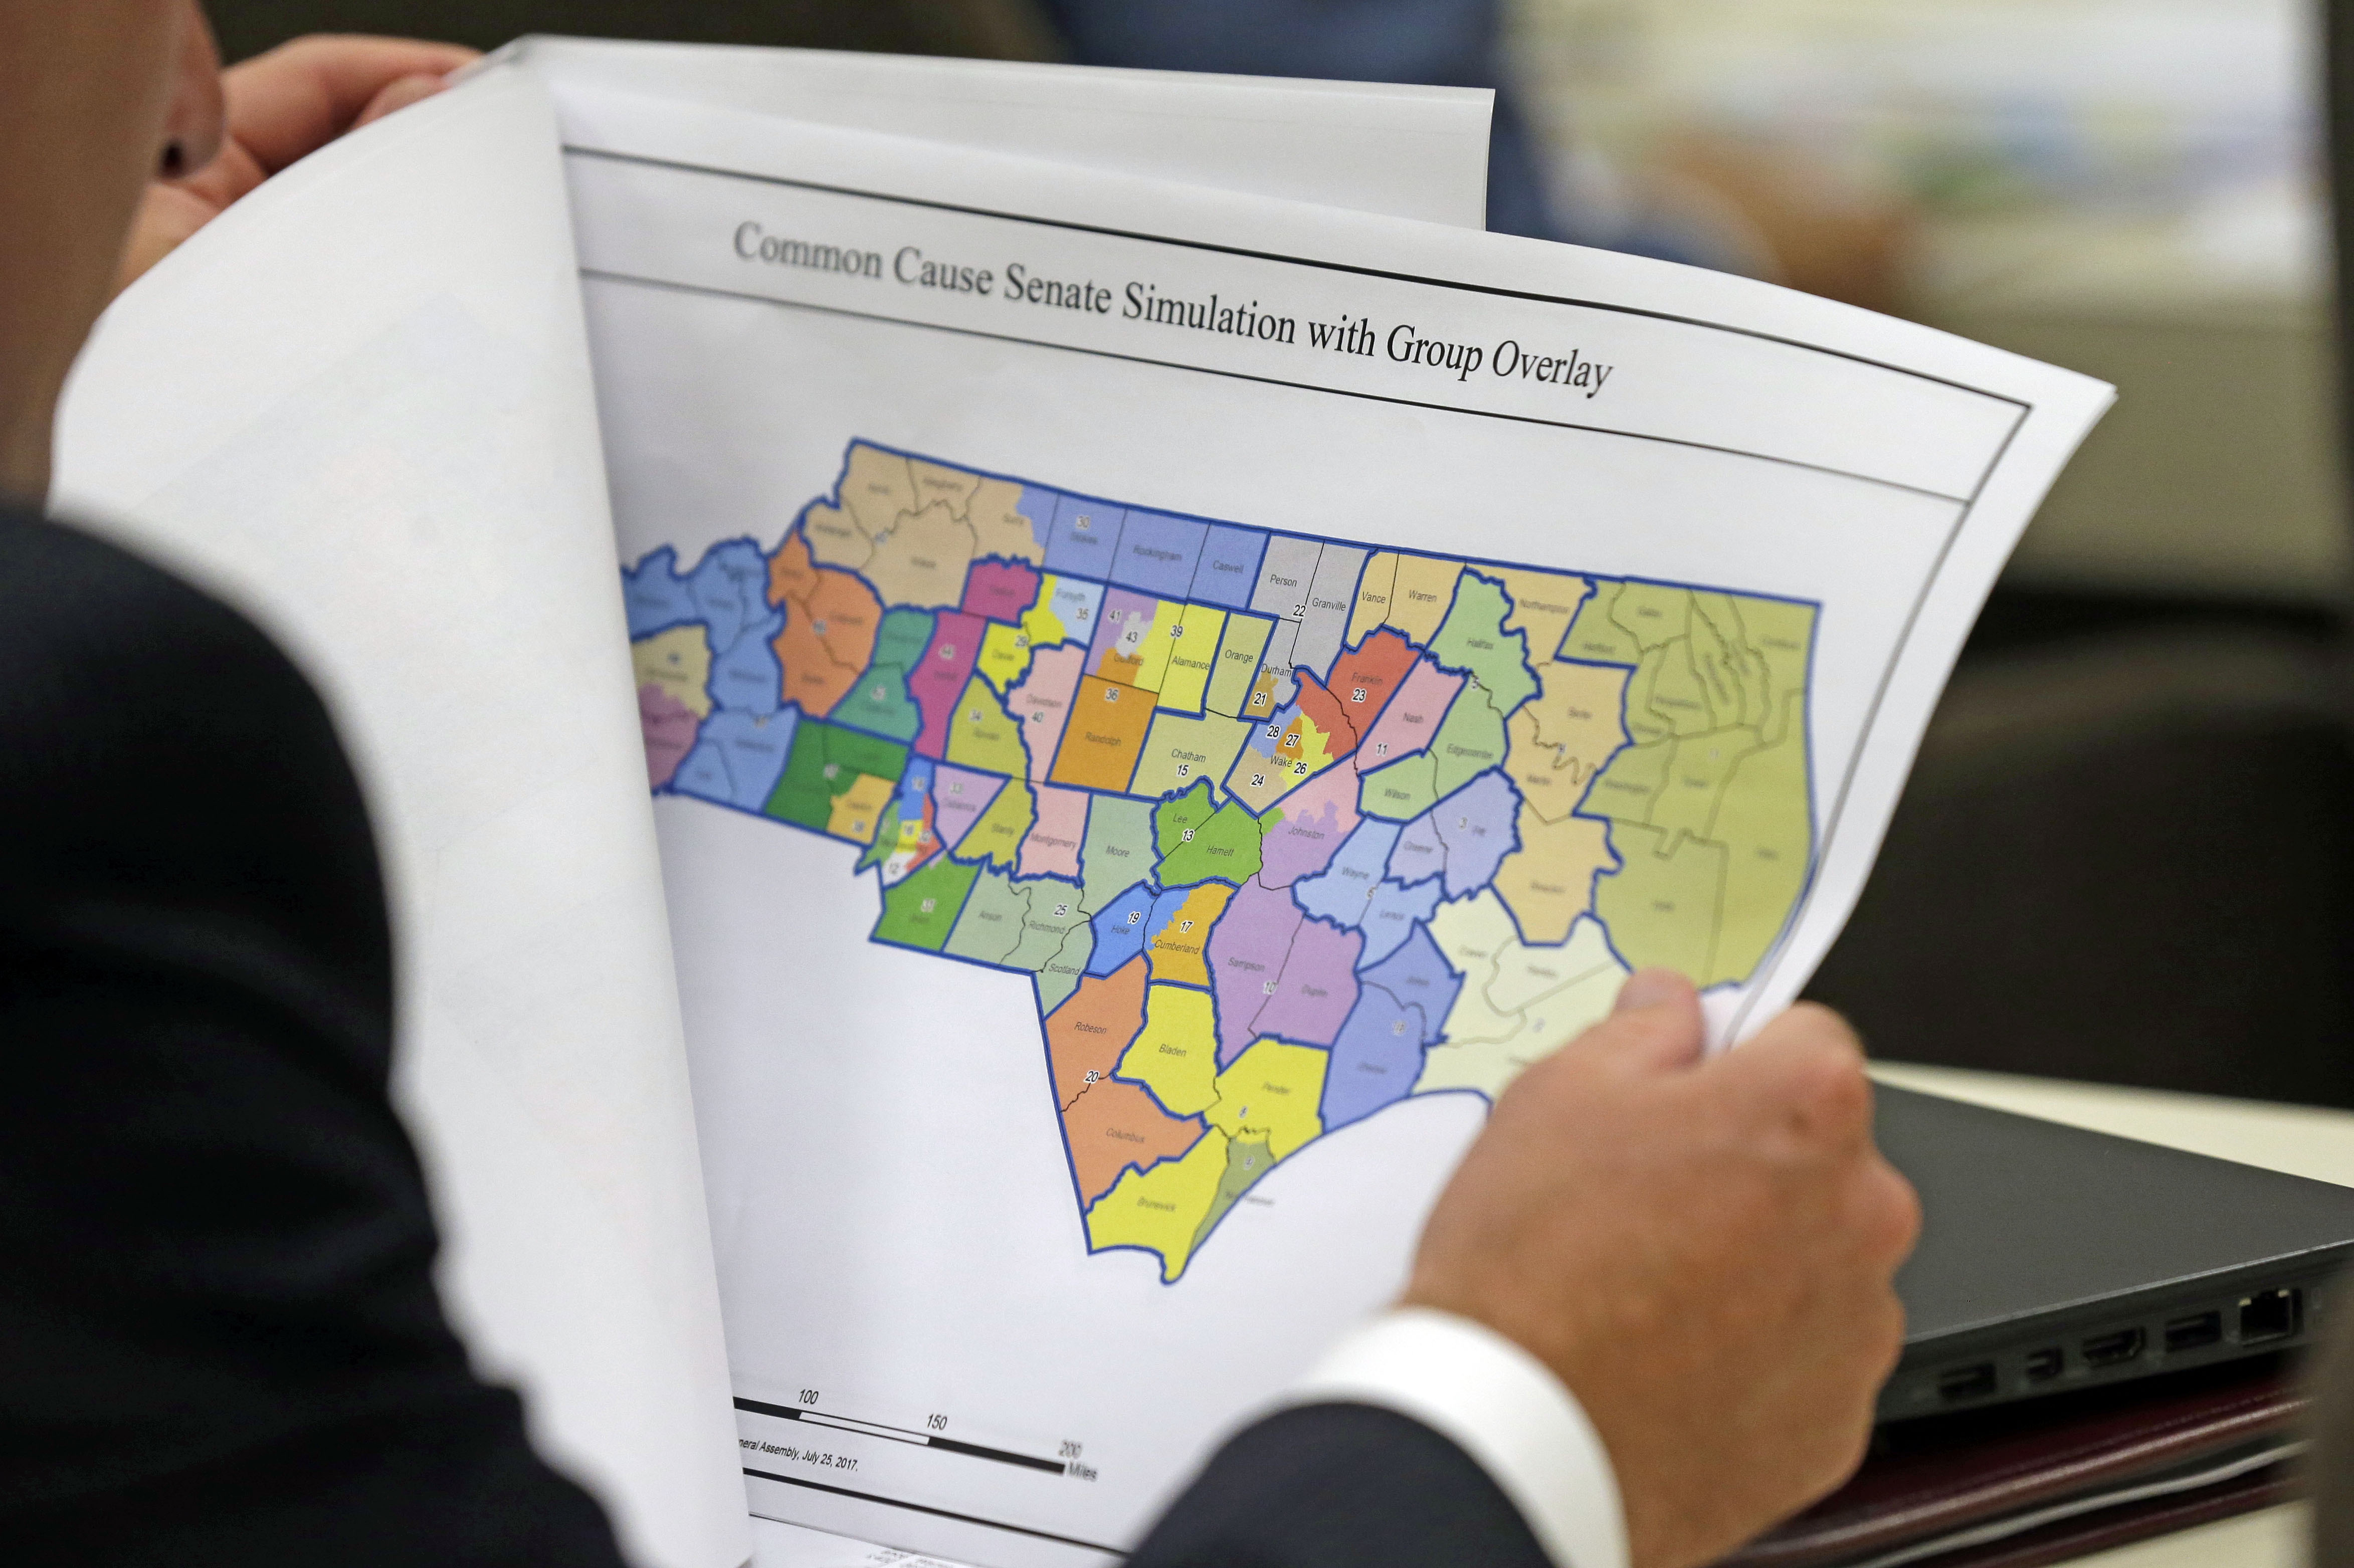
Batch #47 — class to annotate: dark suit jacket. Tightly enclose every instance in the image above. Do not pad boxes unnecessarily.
[0,505,1550,1568]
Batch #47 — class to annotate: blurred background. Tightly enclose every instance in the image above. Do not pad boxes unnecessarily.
[206,0,2354,1104]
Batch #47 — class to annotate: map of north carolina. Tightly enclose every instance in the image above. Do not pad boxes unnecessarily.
[626,440,1818,1281]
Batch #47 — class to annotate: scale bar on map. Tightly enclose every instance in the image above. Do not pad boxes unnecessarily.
[734,1397,1067,1474]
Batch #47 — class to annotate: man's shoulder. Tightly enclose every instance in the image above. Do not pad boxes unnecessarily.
[0,501,388,993]
[0,502,283,681]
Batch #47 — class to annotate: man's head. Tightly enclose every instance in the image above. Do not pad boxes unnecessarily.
[0,0,224,498]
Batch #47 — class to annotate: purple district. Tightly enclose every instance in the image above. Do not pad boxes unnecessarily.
[1388,814,1446,888]
[1257,764,1360,887]
[929,763,1005,851]
[1359,925,1462,1045]
[1087,586,1163,671]
[1293,819,1404,925]
[710,608,785,717]
[1357,878,1446,966]
[1239,697,1304,770]
[1321,983,1431,1130]
[686,538,770,656]
[1012,486,1059,555]
[1087,881,1161,976]
[621,546,697,639]
[1046,490,1125,578]
[639,684,700,790]
[1208,880,1304,1060]
[1247,916,1363,1060]
[1389,770,1521,898]
[1188,522,1269,611]
[1111,509,1208,600]
[673,708,799,811]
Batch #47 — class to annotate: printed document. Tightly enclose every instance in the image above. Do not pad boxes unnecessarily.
[568,89,2107,1564]
[53,57,2108,1568]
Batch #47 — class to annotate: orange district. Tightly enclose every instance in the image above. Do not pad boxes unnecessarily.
[1049,676,1159,792]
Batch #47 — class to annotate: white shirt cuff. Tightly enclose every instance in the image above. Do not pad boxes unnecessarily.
[1281,1306,1628,1568]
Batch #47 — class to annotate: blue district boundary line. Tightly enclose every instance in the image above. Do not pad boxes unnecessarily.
[630,439,1826,1278]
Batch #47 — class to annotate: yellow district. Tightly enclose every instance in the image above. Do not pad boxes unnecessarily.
[1491,803,1617,945]
[1416,909,1628,1099]
[1427,890,1526,1044]
[1225,710,1344,815]
[1128,600,1188,692]
[1087,1129,1229,1283]
[1156,603,1228,712]
[1345,552,1400,647]
[1208,1039,1327,1161]
[824,772,897,845]
[1129,711,1254,802]
[1146,885,1234,988]
[1709,689,1813,979]
[1505,661,1633,822]
[975,621,1035,694]
[1516,951,1629,1050]
[1613,579,1702,652]
[1416,952,1625,1100]
[1289,713,1340,777]
[1205,614,1273,717]
[1021,576,1071,648]
[1649,729,1757,845]
[895,809,933,853]
[1384,555,1464,645]
[1486,915,1628,1017]
[944,675,1030,775]
[1116,985,1221,1116]
[631,625,714,718]
[881,811,942,885]
[961,777,1035,868]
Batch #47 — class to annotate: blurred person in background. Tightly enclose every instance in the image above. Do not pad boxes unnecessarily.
[1037,0,1914,309]
[178,0,1914,309]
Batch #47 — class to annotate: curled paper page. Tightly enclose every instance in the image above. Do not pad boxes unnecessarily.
[54,71,746,1568]
[496,35,1495,229]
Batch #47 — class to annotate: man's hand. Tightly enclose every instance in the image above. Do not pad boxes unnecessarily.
[1403,972,1919,1568]
[116,35,478,292]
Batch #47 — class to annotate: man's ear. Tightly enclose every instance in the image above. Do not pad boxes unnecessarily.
[159,0,225,179]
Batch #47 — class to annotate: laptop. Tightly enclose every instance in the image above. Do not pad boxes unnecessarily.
[1874,1084,2354,1421]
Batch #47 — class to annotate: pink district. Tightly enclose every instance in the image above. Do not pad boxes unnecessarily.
[909,611,988,758]
[963,558,1042,623]
[1208,881,1363,1064]
[639,684,699,790]
[1258,760,1363,887]
[1361,657,1465,761]
[1022,787,1090,879]
[1008,643,1088,781]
